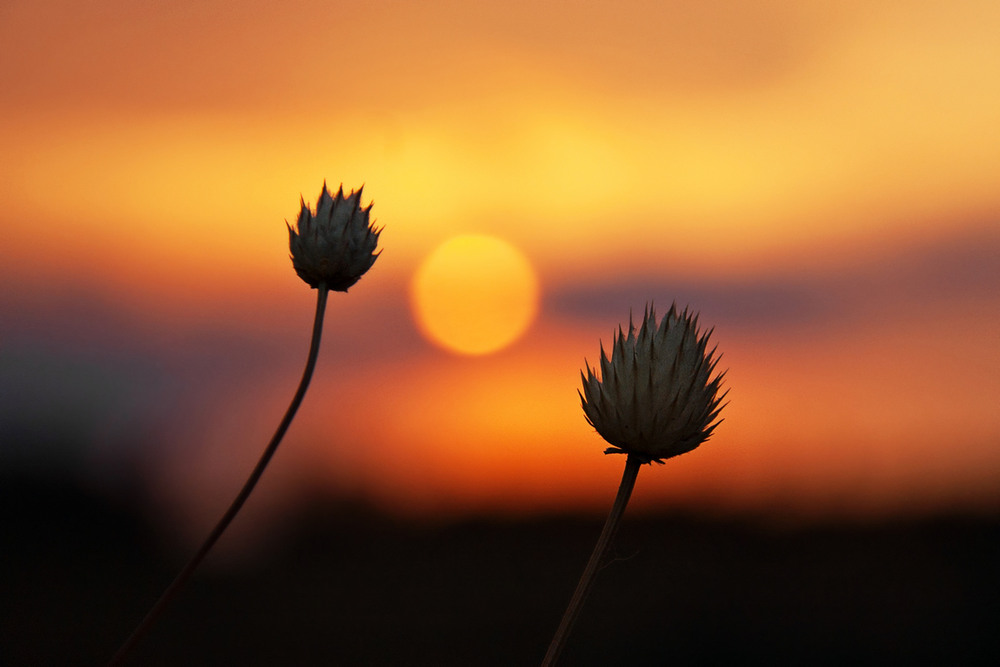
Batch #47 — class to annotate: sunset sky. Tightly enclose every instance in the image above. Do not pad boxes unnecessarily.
[2,0,999,547]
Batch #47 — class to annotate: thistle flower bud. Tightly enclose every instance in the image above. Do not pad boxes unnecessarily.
[287,182,382,291]
[580,304,727,464]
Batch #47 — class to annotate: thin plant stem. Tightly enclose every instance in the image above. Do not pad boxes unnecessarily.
[541,453,643,667]
[108,284,330,666]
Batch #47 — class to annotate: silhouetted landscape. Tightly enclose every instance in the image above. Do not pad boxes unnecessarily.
[3,470,998,666]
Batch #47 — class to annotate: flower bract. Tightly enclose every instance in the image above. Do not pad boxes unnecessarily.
[580,304,727,464]
[288,183,381,291]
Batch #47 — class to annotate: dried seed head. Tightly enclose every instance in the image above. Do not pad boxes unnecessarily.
[287,183,382,291]
[580,304,727,464]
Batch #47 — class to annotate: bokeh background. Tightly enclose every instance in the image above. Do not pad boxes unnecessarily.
[2,1,999,664]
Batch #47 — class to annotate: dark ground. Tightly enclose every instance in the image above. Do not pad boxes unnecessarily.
[2,473,999,666]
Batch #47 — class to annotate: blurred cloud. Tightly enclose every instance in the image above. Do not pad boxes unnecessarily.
[549,222,1000,330]
[0,0,831,111]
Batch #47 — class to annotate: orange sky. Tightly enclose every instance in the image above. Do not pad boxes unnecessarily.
[2,0,999,540]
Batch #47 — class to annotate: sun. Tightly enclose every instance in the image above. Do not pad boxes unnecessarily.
[411,234,539,355]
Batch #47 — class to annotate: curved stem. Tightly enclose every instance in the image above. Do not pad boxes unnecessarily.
[109,285,330,666]
[541,454,642,667]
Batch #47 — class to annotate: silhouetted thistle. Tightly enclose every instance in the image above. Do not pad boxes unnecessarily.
[110,183,381,666]
[581,304,726,463]
[288,182,381,291]
[543,304,727,666]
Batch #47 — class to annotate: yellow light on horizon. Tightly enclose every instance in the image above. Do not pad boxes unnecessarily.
[411,234,539,356]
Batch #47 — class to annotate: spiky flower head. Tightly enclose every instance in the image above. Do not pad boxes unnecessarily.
[580,304,727,464]
[287,182,381,291]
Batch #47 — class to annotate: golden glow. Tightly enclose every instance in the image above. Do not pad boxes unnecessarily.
[3,0,1000,520]
[412,235,539,355]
